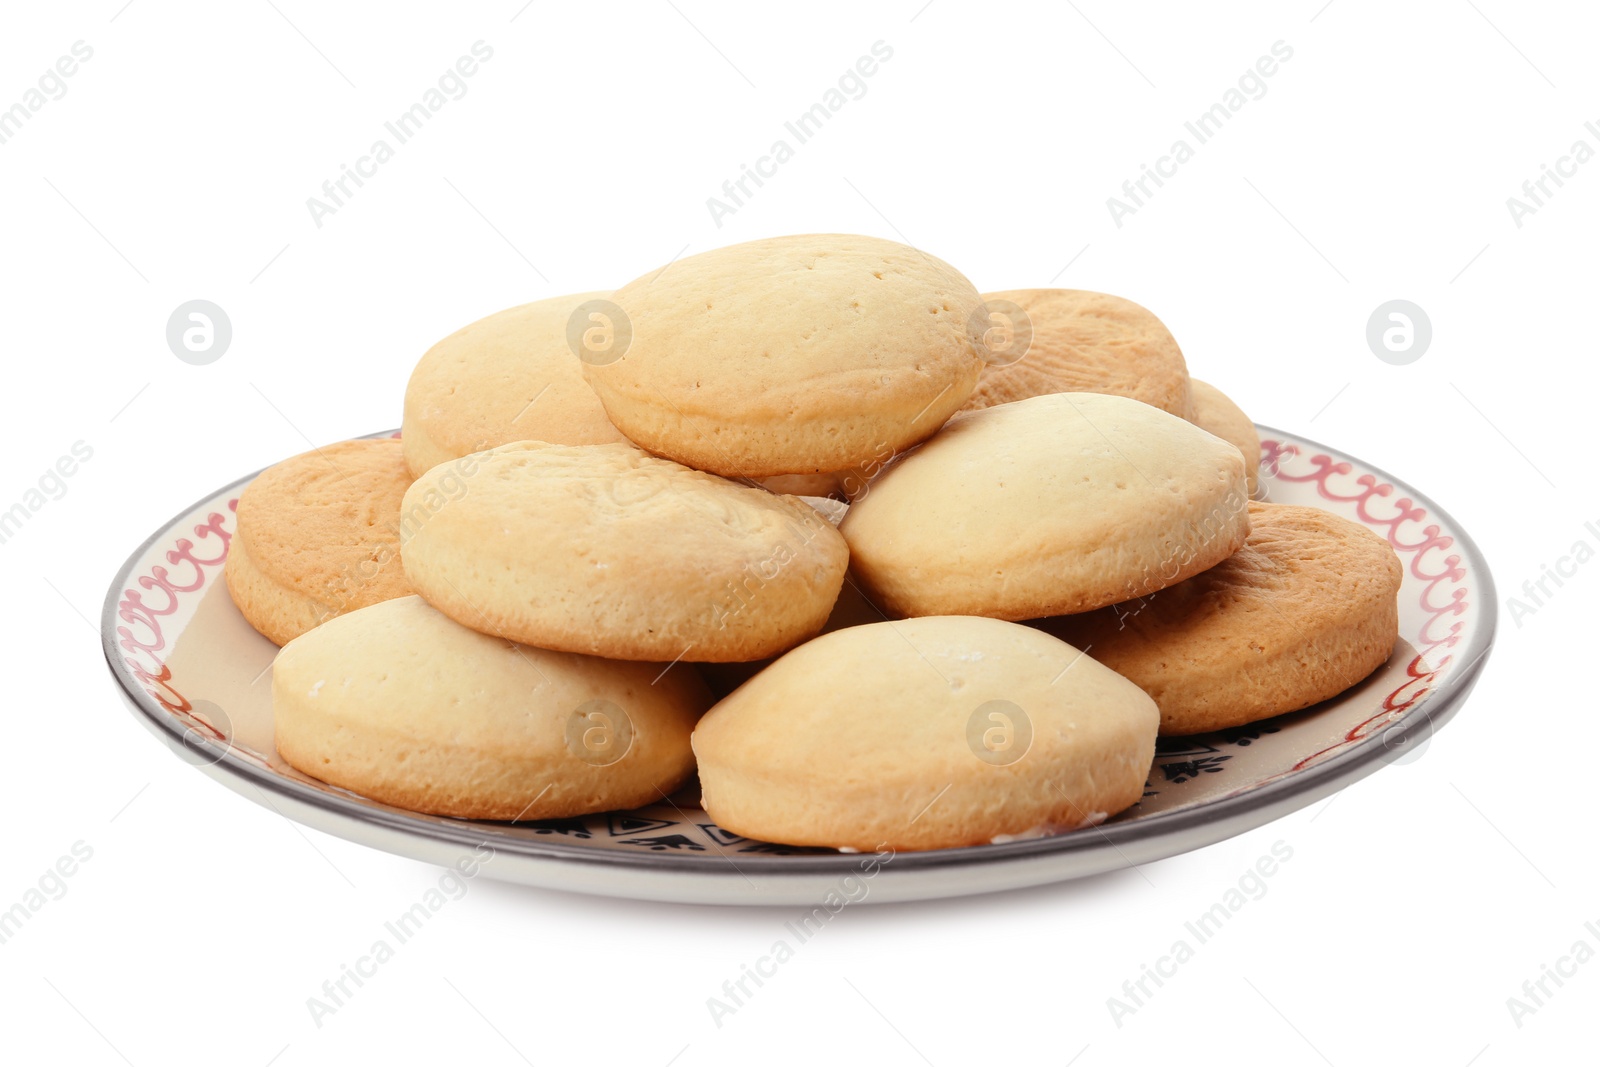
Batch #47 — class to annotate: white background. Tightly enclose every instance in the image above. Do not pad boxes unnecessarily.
[2,1,1596,1063]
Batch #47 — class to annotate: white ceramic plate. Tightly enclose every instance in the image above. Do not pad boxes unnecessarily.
[102,427,1495,905]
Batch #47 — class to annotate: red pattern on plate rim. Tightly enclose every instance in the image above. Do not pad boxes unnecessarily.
[1259,440,1470,773]
[116,500,237,740]
[115,440,1472,782]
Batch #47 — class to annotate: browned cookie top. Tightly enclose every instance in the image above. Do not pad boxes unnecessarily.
[1039,501,1403,732]
[234,437,413,613]
[1094,501,1400,632]
[963,288,1192,417]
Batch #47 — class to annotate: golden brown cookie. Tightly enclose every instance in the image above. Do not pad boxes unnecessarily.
[399,441,850,662]
[692,616,1159,851]
[582,234,989,478]
[839,392,1251,620]
[273,596,711,819]
[961,289,1192,417]
[1036,502,1403,735]
[225,437,413,646]
[401,294,627,479]
[1189,379,1262,495]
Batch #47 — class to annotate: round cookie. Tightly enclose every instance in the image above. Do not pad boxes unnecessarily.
[225,437,413,646]
[839,392,1251,620]
[1189,379,1262,495]
[1036,502,1403,735]
[400,441,850,662]
[273,596,711,819]
[582,234,989,478]
[692,616,1159,851]
[402,293,626,479]
[961,289,1192,417]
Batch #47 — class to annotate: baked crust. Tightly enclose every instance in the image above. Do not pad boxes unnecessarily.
[1037,502,1403,735]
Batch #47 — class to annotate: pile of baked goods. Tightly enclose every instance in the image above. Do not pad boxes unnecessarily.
[227,233,1403,852]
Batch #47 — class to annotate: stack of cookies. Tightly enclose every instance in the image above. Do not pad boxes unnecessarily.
[230,233,1402,851]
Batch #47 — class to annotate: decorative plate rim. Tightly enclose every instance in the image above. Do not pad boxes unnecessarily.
[101,424,1497,877]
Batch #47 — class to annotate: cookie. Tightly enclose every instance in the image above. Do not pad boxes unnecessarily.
[692,616,1159,851]
[401,293,626,479]
[1036,502,1403,735]
[839,392,1250,620]
[961,289,1192,417]
[1189,379,1261,495]
[225,437,413,646]
[273,596,711,819]
[581,234,989,478]
[400,441,850,662]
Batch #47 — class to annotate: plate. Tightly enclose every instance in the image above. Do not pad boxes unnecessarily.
[102,427,1495,905]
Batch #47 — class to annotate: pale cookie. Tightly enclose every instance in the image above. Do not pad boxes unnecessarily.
[961,289,1192,417]
[1037,502,1403,735]
[582,234,989,478]
[1189,379,1261,495]
[400,441,850,662]
[273,596,711,819]
[692,616,1159,851]
[839,392,1250,620]
[402,293,626,479]
[225,437,413,646]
